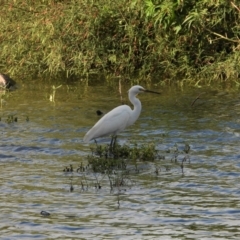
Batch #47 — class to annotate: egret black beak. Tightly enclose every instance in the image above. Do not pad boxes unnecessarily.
[144,89,161,94]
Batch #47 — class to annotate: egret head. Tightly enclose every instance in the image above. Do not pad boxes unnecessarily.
[128,85,160,96]
[128,85,145,95]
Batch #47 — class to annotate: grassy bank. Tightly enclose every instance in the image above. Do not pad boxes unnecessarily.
[1,0,240,85]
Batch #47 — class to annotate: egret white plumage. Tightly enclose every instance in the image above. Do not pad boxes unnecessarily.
[83,85,160,143]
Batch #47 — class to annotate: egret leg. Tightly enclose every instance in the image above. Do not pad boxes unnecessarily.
[109,135,117,153]
[110,136,114,149]
[113,136,117,149]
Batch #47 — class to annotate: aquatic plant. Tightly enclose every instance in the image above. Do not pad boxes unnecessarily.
[49,85,62,102]
[0,114,29,123]
[86,141,190,174]
[62,141,191,209]
[6,115,18,123]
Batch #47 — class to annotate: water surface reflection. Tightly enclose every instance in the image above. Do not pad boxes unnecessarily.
[0,82,240,239]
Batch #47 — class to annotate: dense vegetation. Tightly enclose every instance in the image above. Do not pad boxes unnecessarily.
[1,0,239,85]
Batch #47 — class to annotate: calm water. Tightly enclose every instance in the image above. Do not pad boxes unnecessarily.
[0,81,240,239]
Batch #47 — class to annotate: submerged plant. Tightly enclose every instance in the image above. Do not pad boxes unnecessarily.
[49,85,62,102]
[61,141,191,208]
[0,114,30,123]
[86,141,186,174]
[5,114,18,123]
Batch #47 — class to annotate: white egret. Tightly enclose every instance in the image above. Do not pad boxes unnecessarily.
[83,85,160,143]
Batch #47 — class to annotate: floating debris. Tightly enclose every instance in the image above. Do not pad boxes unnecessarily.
[40,211,51,217]
[96,110,103,116]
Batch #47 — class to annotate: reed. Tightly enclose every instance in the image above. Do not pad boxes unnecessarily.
[1,0,239,85]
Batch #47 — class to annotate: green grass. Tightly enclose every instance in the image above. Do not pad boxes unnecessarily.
[1,0,240,86]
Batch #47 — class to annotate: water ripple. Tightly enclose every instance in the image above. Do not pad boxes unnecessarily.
[1,85,240,239]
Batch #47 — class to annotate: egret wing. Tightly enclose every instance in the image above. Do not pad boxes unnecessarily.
[83,105,131,142]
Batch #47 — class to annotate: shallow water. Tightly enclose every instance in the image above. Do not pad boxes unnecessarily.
[1,82,240,239]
